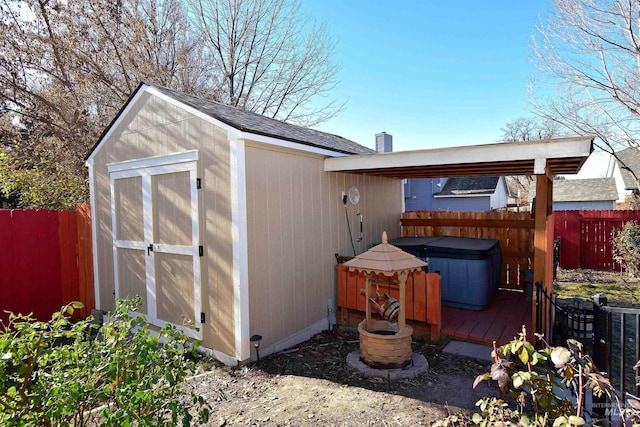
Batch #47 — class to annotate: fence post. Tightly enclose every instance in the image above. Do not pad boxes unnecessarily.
[592,293,608,369]
[535,281,550,349]
[591,293,608,422]
[535,281,541,348]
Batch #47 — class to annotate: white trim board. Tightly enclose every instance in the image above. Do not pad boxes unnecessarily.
[87,164,101,309]
[229,137,250,361]
[434,193,494,199]
[107,150,198,173]
[324,136,594,173]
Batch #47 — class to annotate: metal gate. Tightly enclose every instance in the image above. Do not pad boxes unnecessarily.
[592,302,640,416]
[535,284,640,422]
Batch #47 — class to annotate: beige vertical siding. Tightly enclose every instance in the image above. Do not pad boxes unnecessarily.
[89,92,235,355]
[152,171,192,246]
[155,252,195,325]
[114,177,143,241]
[152,170,195,325]
[116,248,147,313]
[244,143,402,349]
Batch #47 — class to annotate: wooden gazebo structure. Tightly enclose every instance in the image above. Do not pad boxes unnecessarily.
[325,136,595,339]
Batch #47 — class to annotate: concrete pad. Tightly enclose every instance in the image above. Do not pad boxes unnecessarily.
[346,351,428,380]
[442,341,493,362]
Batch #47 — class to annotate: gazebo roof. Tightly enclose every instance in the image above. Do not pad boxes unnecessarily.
[343,232,427,275]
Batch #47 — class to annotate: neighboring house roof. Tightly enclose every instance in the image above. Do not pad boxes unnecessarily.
[616,147,640,191]
[89,82,375,159]
[529,177,618,202]
[435,176,501,197]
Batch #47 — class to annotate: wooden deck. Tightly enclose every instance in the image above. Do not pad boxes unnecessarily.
[441,290,532,346]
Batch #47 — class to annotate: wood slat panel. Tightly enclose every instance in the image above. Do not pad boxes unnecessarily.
[76,203,95,318]
[402,211,534,290]
[554,210,640,271]
[335,265,441,340]
[0,205,96,323]
[401,217,535,228]
[413,273,427,322]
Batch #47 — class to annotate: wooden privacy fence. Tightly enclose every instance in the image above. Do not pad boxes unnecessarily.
[401,211,535,290]
[0,204,94,324]
[554,210,640,270]
[335,263,442,341]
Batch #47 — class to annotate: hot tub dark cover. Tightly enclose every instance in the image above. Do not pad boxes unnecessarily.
[389,236,502,310]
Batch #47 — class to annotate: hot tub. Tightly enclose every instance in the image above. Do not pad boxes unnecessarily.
[389,236,502,310]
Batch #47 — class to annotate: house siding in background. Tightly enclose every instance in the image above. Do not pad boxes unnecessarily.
[405,176,510,212]
[554,201,616,210]
[404,178,443,211]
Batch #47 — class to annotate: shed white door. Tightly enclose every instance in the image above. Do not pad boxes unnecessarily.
[109,152,202,339]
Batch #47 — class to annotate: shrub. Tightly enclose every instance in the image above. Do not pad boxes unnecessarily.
[432,327,640,426]
[0,297,210,426]
[611,221,640,277]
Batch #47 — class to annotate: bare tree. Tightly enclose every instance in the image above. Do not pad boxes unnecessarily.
[190,0,343,126]
[500,117,563,142]
[531,0,640,184]
[0,0,209,207]
[0,0,342,207]
[499,116,565,207]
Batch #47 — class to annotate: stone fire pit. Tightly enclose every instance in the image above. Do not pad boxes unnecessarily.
[343,232,427,369]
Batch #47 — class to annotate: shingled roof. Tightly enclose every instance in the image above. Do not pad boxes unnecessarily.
[529,177,618,202]
[616,147,640,191]
[151,84,374,155]
[89,83,375,159]
[436,176,502,196]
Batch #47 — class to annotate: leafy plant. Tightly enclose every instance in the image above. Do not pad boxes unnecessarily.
[611,221,640,277]
[0,297,210,426]
[0,150,88,210]
[432,327,628,427]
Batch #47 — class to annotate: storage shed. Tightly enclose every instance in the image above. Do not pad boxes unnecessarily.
[86,83,402,365]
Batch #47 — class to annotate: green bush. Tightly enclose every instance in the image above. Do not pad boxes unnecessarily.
[611,221,640,277]
[0,297,210,426]
[0,150,88,210]
[432,327,640,426]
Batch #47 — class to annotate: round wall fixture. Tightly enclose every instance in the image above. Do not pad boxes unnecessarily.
[347,186,360,205]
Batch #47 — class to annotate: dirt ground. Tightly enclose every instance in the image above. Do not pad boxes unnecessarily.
[187,329,497,426]
[555,267,640,286]
[185,268,632,426]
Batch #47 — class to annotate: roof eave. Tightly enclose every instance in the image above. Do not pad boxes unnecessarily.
[323,136,594,178]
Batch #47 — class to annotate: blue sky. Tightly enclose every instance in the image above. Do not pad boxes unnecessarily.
[304,1,549,152]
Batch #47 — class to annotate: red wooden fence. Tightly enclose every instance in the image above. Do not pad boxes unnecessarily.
[0,204,94,324]
[402,210,640,275]
[554,210,640,270]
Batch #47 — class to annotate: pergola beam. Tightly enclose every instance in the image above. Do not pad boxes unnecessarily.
[324,136,594,177]
[325,136,595,344]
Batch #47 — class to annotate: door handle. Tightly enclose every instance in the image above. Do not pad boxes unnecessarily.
[147,244,154,255]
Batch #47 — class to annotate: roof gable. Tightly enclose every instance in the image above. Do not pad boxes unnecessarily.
[88,83,375,161]
[149,85,376,155]
[437,176,500,196]
[616,147,640,190]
